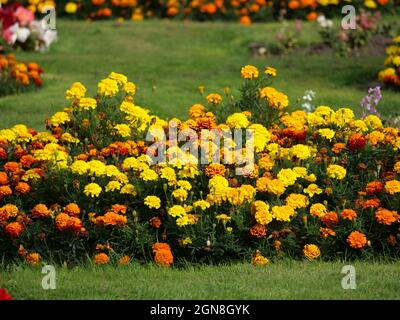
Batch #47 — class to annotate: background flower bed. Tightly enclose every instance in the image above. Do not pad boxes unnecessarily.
[1,0,399,24]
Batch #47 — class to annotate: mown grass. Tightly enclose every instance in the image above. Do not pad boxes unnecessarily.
[1,260,400,299]
[0,18,399,130]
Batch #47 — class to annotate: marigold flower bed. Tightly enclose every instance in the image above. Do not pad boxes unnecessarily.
[0,66,399,267]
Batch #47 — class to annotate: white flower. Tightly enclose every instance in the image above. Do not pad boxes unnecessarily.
[16,27,31,43]
[317,15,333,29]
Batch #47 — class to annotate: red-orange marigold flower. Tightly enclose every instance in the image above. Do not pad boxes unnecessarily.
[0,172,8,185]
[249,224,267,238]
[26,252,40,266]
[204,163,226,177]
[347,133,366,151]
[4,162,19,173]
[0,185,12,197]
[4,222,24,238]
[150,216,162,228]
[365,181,384,195]
[15,182,31,194]
[321,211,339,227]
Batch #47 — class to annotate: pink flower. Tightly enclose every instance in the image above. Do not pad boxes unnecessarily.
[14,6,34,27]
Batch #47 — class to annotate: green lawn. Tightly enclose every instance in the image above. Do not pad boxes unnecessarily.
[1,261,400,299]
[1,18,399,130]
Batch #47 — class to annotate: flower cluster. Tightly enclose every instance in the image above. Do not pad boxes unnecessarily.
[3,0,397,24]
[379,35,400,89]
[0,2,57,52]
[0,53,43,97]
[0,66,400,267]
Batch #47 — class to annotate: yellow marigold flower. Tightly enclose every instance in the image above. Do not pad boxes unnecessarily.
[285,193,309,209]
[303,244,321,260]
[305,174,317,182]
[265,66,277,77]
[248,124,271,152]
[140,169,158,181]
[84,183,102,198]
[385,180,400,195]
[88,160,106,176]
[172,188,188,201]
[168,205,186,218]
[290,144,311,160]
[59,133,78,145]
[318,128,335,141]
[241,65,259,79]
[98,78,119,97]
[259,87,289,110]
[78,97,97,110]
[176,214,197,227]
[251,251,269,266]
[160,167,176,182]
[334,108,354,126]
[114,124,131,138]
[277,168,298,187]
[394,161,400,173]
[105,181,122,192]
[216,214,231,223]
[66,82,86,100]
[363,115,382,129]
[123,81,136,95]
[310,203,327,218]
[272,205,295,222]
[226,112,250,129]
[206,93,222,105]
[108,72,128,85]
[177,180,192,191]
[364,0,377,9]
[120,184,136,195]
[303,184,322,197]
[327,164,346,180]
[144,195,161,209]
[70,160,89,175]
[180,237,192,246]
[0,129,17,142]
[255,208,273,225]
[193,200,211,211]
[293,167,307,178]
[266,178,286,196]
[351,120,368,133]
[50,112,70,127]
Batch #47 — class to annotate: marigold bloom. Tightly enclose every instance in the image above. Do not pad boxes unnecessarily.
[241,65,259,79]
[64,203,81,217]
[321,211,339,227]
[84,183,102,198]
[385,180,400,195]
[0,185,12,197]
[326,164,346,180]
[0,172,8,185]
[206,93,222,105]
[204,163,226,177]
[251,251,269,266]
[31,204,50,218]
[341,209,357,221]
[250,224,267,238]
[320,227,336,238]
[347,231,367,249]
[26,252,40,266]
[375,208,398,225]
[5,222,24,238]
[144,196,161,209]
[310,203,327,218]
[347,133,366,151]
[152,242,173,267]
[15,182,31,194]
[150,216,162,228]
[94,253,109,265]
[303,244,320,260]
[365,181,384,195]
[119,256,131,265]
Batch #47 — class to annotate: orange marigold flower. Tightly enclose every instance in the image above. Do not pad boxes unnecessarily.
[0,172,8,185]
[0,204,18,222]
[249,224,267,238]
[303,244,321,260]
[119,256,131,265]
[20,155,35,168]
[320,227,336,238]
[357,198,381,209]
[4,162,19,173]
[341,209,357,221]
[94,253,109,265]
[26,252,40,266]
[375,208,398,226]
[347,231,367,249]
[92,212,127,227]
[111,204,127,214]
[152,242,173,267]
[31,204,50,218]
[4,222,24,238]
[321,211,339,227]
[15,182,31,194]
[251,250,269,266]
[365,181,384,195]
[0,185,12,197]
[204,163,226,177]
[331,143,346,154]
[150,216,162,228]
[64,203,81,217]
